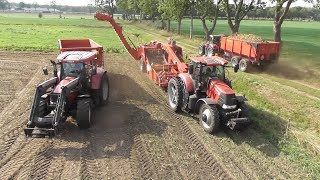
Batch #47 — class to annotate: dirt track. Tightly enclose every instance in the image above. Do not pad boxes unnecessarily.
[0,52,310,179]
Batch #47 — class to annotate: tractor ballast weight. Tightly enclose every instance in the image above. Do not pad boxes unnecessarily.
[96,13,250,133]
[25,39,109,137]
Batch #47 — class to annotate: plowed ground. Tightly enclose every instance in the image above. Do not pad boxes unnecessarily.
[0,52,309,179]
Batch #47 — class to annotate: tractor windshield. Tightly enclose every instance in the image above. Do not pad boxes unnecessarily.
[202,65,225,81]
[62,63,84,77]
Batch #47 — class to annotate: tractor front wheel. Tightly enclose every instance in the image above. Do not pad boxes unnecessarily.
[99,73,109,106]
[76,98,92,129]
[199,104,220,134]
[168,78,183,112]
[239,59,249,72]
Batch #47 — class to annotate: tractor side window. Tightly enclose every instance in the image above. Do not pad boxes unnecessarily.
[63,63,84,77]
[215,66,225,80]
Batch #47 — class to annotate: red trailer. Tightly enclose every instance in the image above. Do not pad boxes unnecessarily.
[220,36,280,71]
[59,39,104,66]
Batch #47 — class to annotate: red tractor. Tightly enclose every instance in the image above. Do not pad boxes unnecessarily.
[25,39,109,137]
[96,12,250,133]
[168,56,250,133]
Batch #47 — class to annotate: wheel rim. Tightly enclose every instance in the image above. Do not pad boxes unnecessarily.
[168,84,178,108]
[201,109,212,129]
[102,79,108,101]
[231,58,238,67]
[240,61,247,71]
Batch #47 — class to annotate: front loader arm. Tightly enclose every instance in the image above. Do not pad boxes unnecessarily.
[95,12,140,60]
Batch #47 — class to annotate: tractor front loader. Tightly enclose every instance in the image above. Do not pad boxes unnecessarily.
[25,40,109,138]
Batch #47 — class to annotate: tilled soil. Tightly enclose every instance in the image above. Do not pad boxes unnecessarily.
[0,52,309,179]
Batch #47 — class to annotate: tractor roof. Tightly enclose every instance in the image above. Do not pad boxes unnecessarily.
[57,51,97,63]
[190,56,228,66]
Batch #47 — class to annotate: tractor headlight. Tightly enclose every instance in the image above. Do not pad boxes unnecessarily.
[222,104,237,109]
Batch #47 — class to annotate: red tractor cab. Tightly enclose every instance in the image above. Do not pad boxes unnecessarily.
[168,56,250,133]
[25,39,109,137]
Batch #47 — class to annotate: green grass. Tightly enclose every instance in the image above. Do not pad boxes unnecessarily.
[171,19,320,69]
[0,13,124,53]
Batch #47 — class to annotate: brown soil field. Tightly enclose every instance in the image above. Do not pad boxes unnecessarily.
[0,52,310,179]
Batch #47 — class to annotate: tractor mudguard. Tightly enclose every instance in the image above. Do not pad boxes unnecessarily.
[195,98,217,113]
[236,96,247,102]
[178,73,194,93]
[91,67,106,89]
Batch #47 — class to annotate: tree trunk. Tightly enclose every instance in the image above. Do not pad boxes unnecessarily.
[177,18,182,35]
[274,23,281,42]
[232,23,240,34]
[167,20,171,32]
[190,13,193,39]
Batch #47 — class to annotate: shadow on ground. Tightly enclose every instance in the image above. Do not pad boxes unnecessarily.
[223,104,288,158]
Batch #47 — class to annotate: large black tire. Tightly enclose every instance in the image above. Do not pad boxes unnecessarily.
[37,100,47,117]
[206,46,214,57]
[239,59,249,72]
[76,98,92,129]
[199,104,220,134]
[98,73,109,106]
[167,78,183,112]
[230,56,240,67]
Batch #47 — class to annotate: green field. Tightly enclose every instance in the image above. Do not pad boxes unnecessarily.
[0,13,319,178]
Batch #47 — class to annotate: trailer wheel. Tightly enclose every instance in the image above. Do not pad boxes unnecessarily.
[206,46,214,57]
[230,56,240,67]
[239,59,248,72]
[99,73,109,106]
[168,78,183,112]
[199,104,220,134]
[76,98,92,129]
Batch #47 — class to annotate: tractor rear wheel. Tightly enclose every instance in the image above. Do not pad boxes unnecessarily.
[230,56,240,67]
[239,59,249,72]
[199,104,220,134]
[168,78,183,112]
[99,73,109,106]
[76,98,92,129]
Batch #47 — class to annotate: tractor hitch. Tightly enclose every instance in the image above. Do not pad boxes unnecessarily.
[227,118,250,130]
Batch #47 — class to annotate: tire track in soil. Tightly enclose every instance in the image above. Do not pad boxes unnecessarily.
[130,135,159,179]
[0,139,51,180]
[15,143,54,180]
[78,131,103,180]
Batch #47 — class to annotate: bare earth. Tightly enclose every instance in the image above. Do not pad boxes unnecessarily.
[0,52,310,179]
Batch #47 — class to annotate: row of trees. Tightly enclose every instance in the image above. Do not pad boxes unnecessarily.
[96,0,320,42]
[0,0,96,13]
